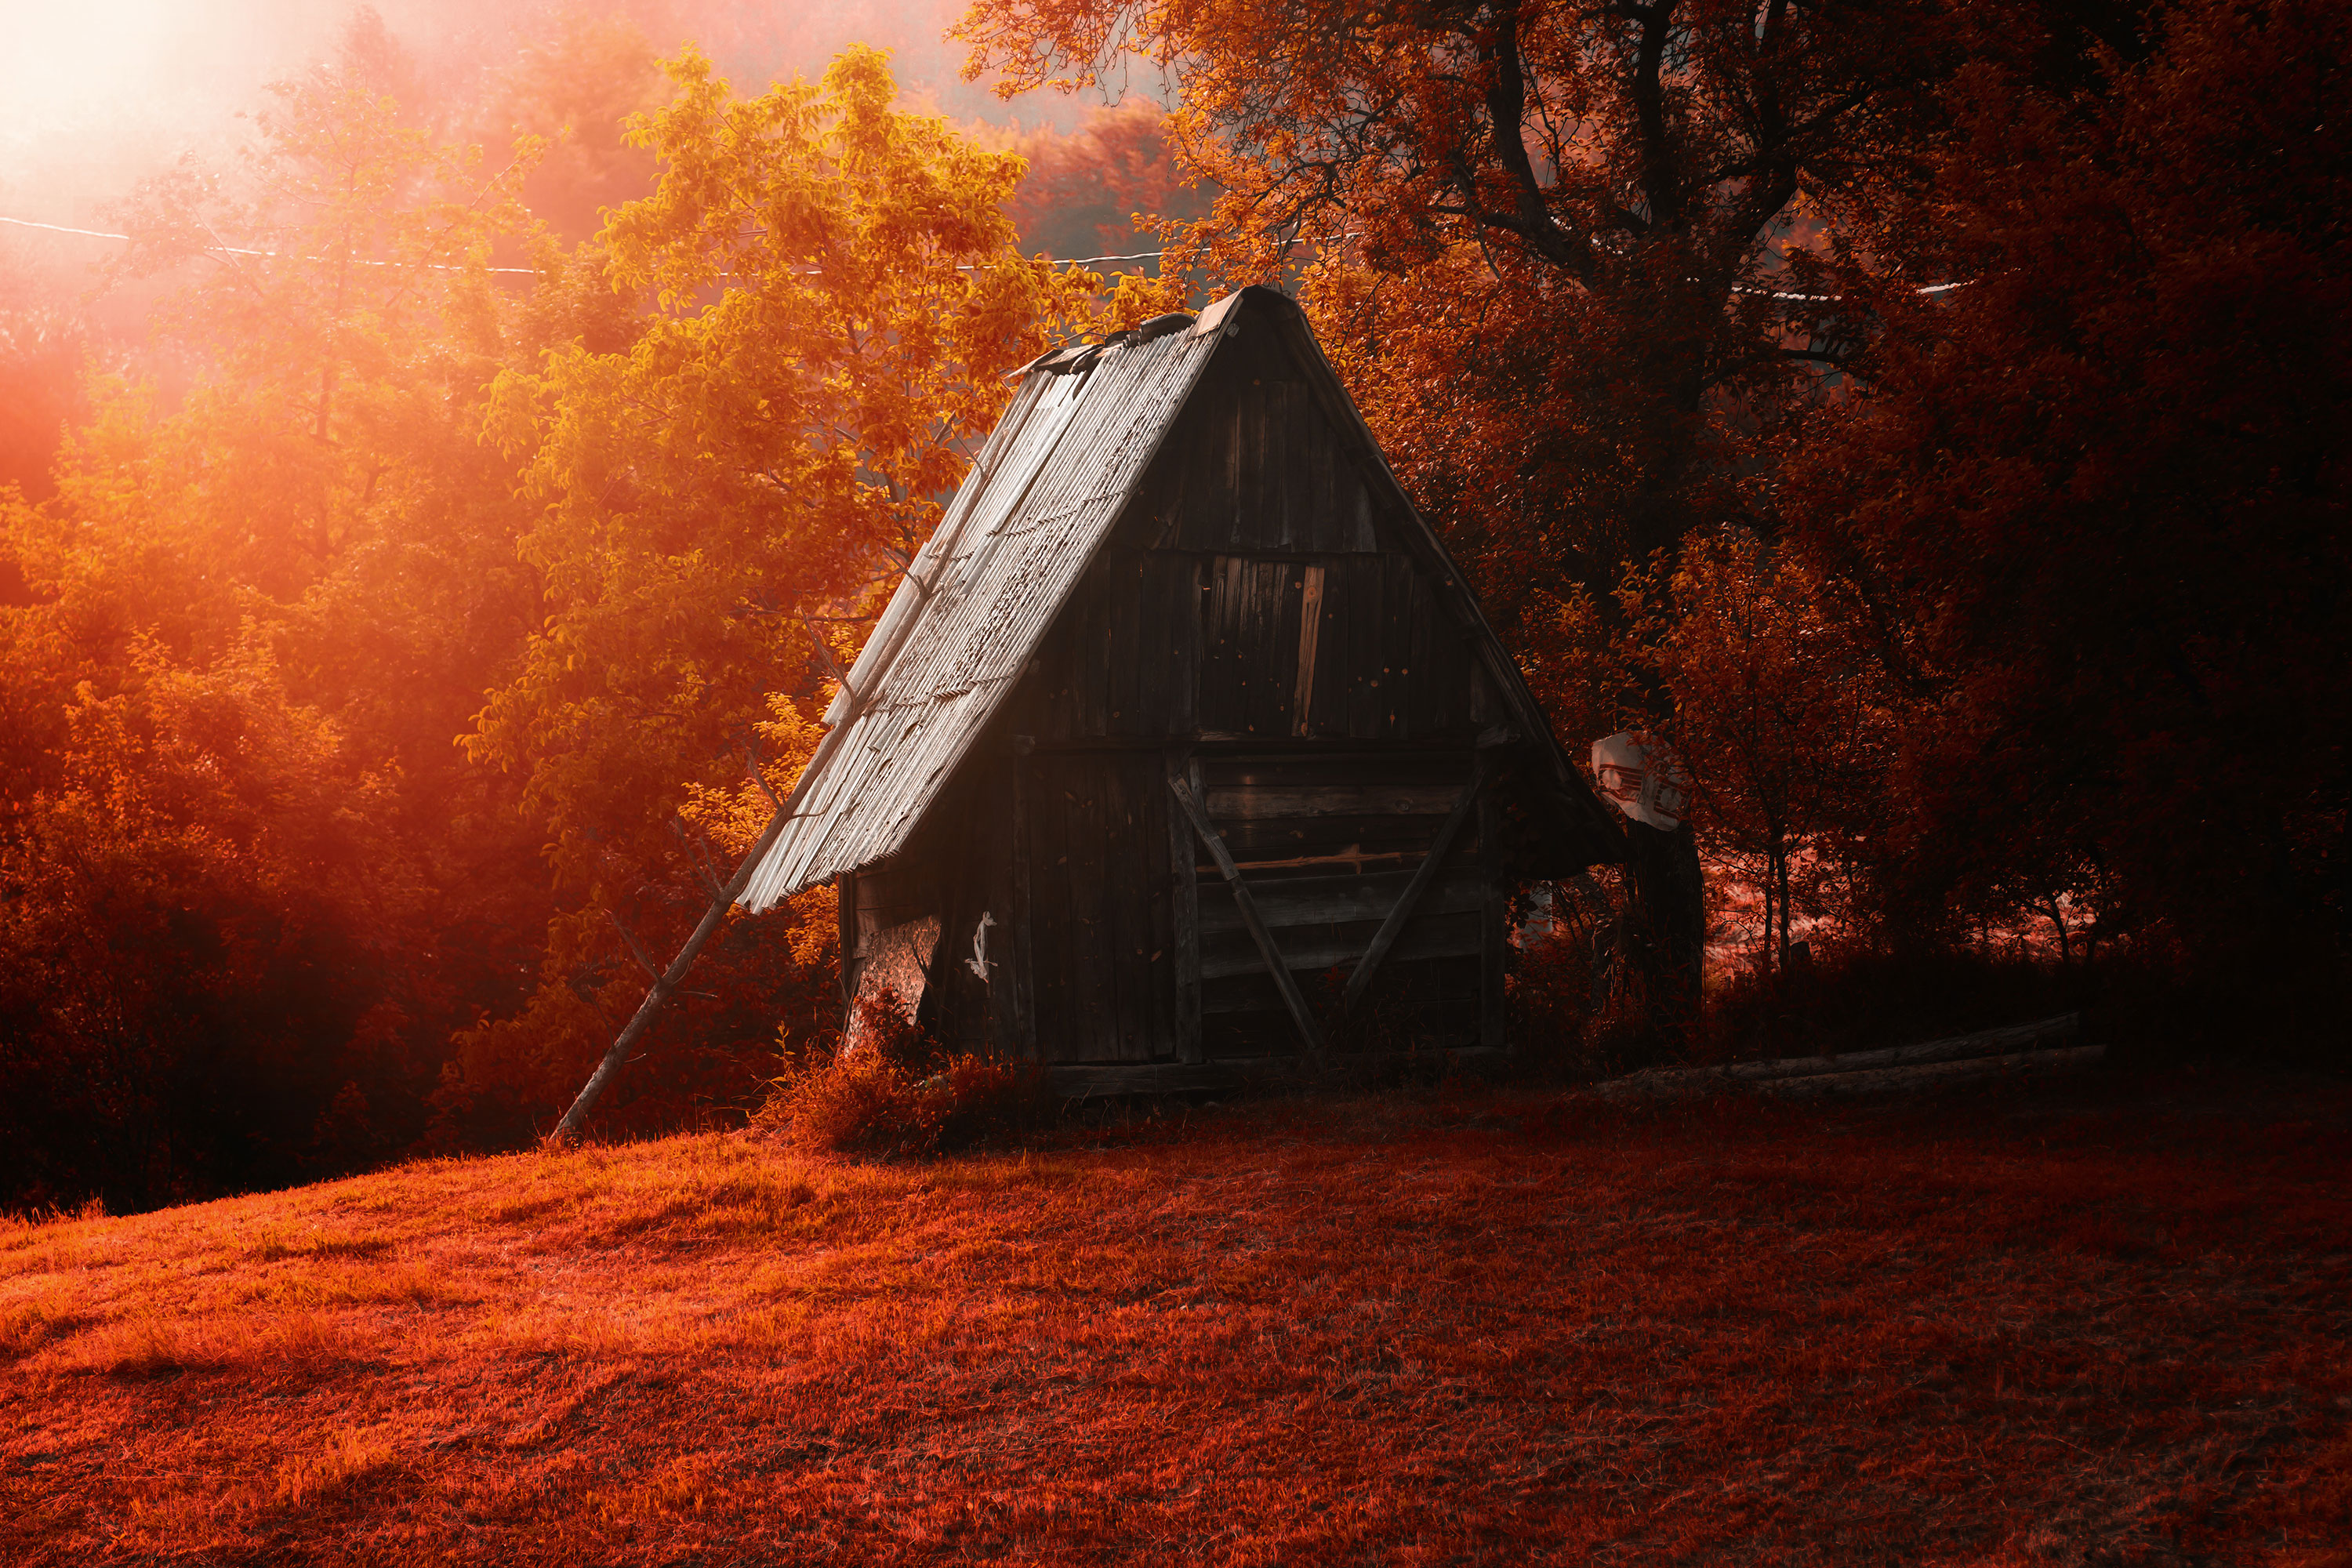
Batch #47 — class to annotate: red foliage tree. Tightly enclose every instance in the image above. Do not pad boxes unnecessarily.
[1641,530,1893,975]
[0,38,557,1208]
[1791,0,2350,997]
[0,635,433,1209]
[955,0,1955,699]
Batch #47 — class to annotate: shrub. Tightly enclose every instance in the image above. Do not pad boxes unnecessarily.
[1508,918,1599,1077]
[761,990,1051,1156]
[775,1047,940,1156]
[1315,964,1429,1059]
[931,1054,1054,1149]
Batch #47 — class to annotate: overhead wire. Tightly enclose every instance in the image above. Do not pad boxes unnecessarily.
[2,212,1962,297]
[0,214,1177,278]
[0,212,544,274]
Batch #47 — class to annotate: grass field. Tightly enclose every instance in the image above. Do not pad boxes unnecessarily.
[4,1065,2348,1565]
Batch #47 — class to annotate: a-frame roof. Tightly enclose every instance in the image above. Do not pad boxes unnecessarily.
[740,287,1617,911]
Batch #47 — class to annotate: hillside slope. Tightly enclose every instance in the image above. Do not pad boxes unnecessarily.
[5,1074,2349,1565]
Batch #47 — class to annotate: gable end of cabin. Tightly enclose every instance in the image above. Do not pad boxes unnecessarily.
[817,289,1618,1090]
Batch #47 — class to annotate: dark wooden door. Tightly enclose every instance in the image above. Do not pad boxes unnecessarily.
[1021,752,1179,1063]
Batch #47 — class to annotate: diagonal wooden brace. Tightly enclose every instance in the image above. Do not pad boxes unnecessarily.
[1166,764,1326,1055]
[1337,752,1496,1022]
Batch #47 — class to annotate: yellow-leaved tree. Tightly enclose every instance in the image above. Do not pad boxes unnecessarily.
[451,45,1175,1142]
[0,33,561,1206]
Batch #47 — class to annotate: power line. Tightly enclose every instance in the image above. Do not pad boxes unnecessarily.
[0,213,543,274]
[0,216,144,244]
[3,212,1962,298]
[1009,246,1172,269]
[1,214,1173,278]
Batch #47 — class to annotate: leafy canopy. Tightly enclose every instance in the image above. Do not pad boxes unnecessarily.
[474,44,1145,898]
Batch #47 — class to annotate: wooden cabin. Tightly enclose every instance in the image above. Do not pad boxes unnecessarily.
[740,286,1624,1092]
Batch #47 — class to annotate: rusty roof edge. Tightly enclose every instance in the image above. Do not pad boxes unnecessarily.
[794,677,1019,894]
[731,681,891,913]
[808,328,1228,877]
[747,323,1233,904]
[744,379,1069,909]
[821,372,1060,728]
[1246,287,1626,864]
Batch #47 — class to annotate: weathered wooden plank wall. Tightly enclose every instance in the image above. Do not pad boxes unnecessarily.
[1189,751,1489,1058]
[1018,753,1178,1064]
[773,289,1616,1083]
[980,326,1509,1067]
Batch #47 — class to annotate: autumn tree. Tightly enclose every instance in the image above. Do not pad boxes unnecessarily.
[0,259,87,506]
[1788,0,2350,1010]
[960,0,1954,680]
[0,28,557,1207]
[985,99,1214,264]
[452,45,1154,1138]
[0,633,430,1210]
[86,27,557,997]
[1642,529,1889,975]
[474,9,672,243]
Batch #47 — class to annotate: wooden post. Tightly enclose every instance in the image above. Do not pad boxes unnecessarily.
[1167,748,1203,1063]
[837,871,861,1009]
[546,651,877,1148]
[545,805,794,1148]
[1621,818,1705,1058]
[1478,769,1507,1053]
[1008,736,1039,1060]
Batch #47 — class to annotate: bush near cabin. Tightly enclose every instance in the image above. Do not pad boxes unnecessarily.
[763,989,1052,1157]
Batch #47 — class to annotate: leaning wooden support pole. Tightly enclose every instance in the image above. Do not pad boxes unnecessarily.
[1338,752,1494,1022]
[548,688,870,1146]
[546,808,795,1148]
[1166,765,1325,1055]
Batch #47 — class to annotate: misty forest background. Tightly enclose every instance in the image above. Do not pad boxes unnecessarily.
[0,0,2343,1215]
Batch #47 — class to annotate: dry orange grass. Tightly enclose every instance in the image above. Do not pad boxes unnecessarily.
[3,1065,2347,1565]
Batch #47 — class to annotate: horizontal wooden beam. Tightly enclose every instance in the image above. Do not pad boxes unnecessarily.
[1046,1047,1512,1098]
[1205,783,1465,819]
[1763,1044,2103,1100]
[1200,909,1482,982]
[1602,1014,2085,1097]
[1016,736,1498,757]
[1196,865,1486,936]
[1717,1013,2081,1082]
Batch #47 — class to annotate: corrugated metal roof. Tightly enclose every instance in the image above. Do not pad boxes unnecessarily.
[739,306,1229,910]
[739,286,1620,912]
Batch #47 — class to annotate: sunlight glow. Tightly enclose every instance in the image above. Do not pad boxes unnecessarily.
[0,2,304,149]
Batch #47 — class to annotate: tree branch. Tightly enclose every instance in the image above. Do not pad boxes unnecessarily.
[1481,3,1596,283]
[608,909,663,982]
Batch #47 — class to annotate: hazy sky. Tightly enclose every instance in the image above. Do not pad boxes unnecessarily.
[0,0,1109,227]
